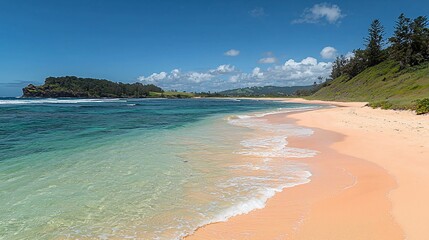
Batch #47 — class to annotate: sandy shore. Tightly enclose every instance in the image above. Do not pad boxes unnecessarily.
[185,98,429,240]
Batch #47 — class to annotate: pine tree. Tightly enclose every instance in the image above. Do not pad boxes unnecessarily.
[330,55,348,79]
[390,14,429,67]
[365,19,385,67]
[342,49,367,77]
[409,16,429,65]
[389,13,412,68]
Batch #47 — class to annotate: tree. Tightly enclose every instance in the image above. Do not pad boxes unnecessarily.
[389,13,412,68]
[343,49,368,77]
[330,50,369,79]
[409,16,429,65]
[365,19,386,66]
[330,55,348,79]
[389,14,429,67]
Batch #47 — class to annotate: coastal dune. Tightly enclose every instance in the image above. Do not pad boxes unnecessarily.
[185,99,429,239]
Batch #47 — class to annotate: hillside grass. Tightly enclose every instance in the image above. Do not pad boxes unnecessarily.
[310,60,429,110]
[148,91,194,98]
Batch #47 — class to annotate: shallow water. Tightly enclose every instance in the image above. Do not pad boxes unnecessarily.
[0,98,318,239]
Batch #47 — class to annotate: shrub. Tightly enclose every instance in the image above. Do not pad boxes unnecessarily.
[414,98,429,115]
[368,100,393,109]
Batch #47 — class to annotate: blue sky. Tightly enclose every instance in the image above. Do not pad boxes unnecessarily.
[0,0,428,96]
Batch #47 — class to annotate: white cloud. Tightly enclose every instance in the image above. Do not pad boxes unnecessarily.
[301,57,318,65]
[137,58,332,92]
[137,72,167,82]
[259,57,277,64]
[138,65,234,90]
[293,3,344,24]
[229,75,239,83]
[249,7,265,17]
[224,49,240,56]
[188,72,213,83]
[252,67,264,78]
[266,57,331,83]
[210,64,236,74]
[170,69,181,78]
[320,46,338,59]
[345,51,355,60]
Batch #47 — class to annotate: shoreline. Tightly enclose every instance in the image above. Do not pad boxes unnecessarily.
[185,98,429,239]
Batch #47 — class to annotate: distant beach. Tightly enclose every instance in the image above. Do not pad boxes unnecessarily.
[186,98,429,240]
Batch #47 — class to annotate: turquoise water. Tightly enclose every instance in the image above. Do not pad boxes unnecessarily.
[0,98,317,239]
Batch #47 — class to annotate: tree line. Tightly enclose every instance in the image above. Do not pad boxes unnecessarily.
[331,13,429,79]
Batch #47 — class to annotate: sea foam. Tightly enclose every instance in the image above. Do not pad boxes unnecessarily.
[178,107,318,239]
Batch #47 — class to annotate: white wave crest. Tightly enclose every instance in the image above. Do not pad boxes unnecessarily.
[188,170,312,238]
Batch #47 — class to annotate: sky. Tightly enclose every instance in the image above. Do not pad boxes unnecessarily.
[0,0,428,96]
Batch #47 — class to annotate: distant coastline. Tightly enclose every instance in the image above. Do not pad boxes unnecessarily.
[21,77,317,99]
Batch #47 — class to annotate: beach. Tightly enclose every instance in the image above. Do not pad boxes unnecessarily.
[2,98,428,239]
[185,99,429,240]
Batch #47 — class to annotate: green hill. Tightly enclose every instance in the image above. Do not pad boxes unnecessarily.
[310,60,429,110]
[23,76,165,98]
[310,14,429,114]
[219,85,314,97]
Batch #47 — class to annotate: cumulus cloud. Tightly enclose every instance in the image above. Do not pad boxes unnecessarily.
[264,57,331,84]
[249,7,266,17]
[224,49,240,56]
[293,3,344,24]
[138,64,235,90]
[229,75,240,83]
[137,58,332,92]
[209,64,236,74]
[252,67,264,78]
[187,72,213,83]
[320,46,338,59]
[345,51,355,60]
[139,69,212,84]
[259,57,277,64]
[139,72,167,82]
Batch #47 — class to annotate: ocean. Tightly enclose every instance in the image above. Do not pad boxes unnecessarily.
[0,98,318,239]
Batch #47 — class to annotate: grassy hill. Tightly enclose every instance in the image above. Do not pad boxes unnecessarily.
[310,60,429,110]
[220,85,314,97]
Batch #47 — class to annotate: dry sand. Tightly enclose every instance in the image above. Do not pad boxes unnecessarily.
[185,98,429,240]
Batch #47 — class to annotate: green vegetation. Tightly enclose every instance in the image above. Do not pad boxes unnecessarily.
[23,76,164,98]
[148,91,194,98]
[390,14,429,67]
[219,85,314,97]
[312,14,429,113]
[366,19,386,67]
[311,60,429,109]
[414,98,429,114]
